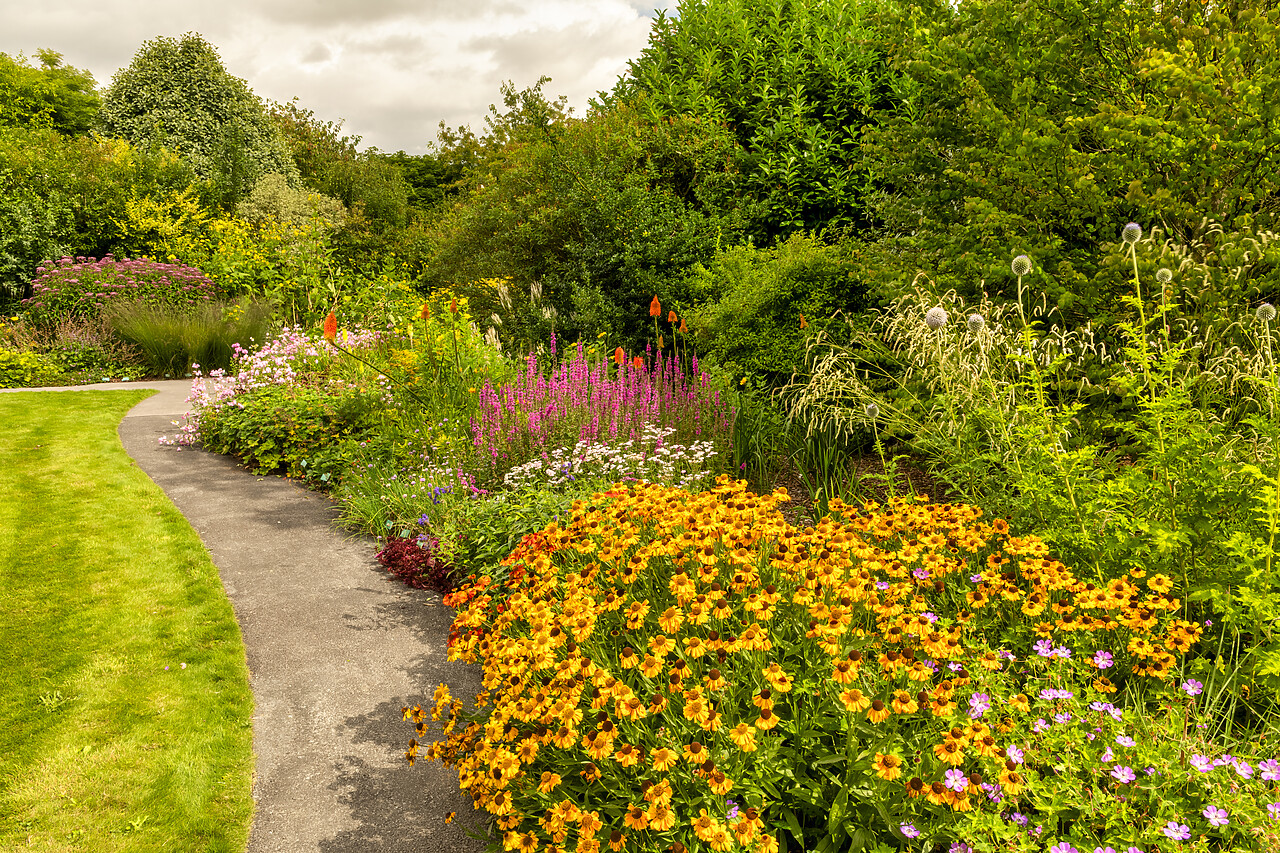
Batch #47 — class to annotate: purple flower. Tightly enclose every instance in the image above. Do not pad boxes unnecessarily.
[969,693,991,718]
[1190,754,1214,773]
[1054,712,1073,725]
[1260,759,1280,781]
[1235,760,1254,779]
[1049,844,1079,853]
[945,769,969,792]
[1034,638,1056,657]
[1203,806,1228,827]
[1180,679,1203,697]
[1092,650,1114,669]
[900,823,920,839]
[1268,802,1280,820]
[1100,747,1115,762]
[1163,822,1191,841]
[1110,765,1135,784]
[1094,847,1118,853]
[1115,735,1136,748]
[1033,718,1049,733]
[1006,745,1025,764]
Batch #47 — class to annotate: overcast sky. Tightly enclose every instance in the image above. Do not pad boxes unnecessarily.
[1,0,663,154]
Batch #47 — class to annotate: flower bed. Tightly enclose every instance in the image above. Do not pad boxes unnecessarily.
[412,479,1278,853]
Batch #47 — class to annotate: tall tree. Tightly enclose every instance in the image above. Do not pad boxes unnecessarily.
[0,50,99,135]
[99,33,298,207]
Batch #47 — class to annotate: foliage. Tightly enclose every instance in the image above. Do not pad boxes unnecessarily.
[26,314,143,382]
[0,50,100,135]
[236,172,346,230]
[0,346,51,387]
[0,391,252,850]
[686,234,869,379]
[418,480,1278,853]
[267,97,412,227]
[864,0,1280,319]
[98,33,299,207]
[104,297,275,376]
[22,255,217,326]
[375,534,456,594]
[0,127,199,299]
[616,0,905,237]
[424,89,750,350]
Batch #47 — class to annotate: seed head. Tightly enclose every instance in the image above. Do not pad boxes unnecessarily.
[925,307,948,330]
[967,313,986,333]
[1011,255,1033,277]
[1258,303,1277,323]
[1122,223,1143,244]
[1155,268,1173,285]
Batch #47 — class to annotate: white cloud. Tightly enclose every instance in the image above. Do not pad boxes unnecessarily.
[0,0,655,153]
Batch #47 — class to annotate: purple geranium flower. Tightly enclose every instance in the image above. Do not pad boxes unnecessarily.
[1111,765,1136,784]
[1203,806,1228,827]
[1190,754,1214,773]
[1181,679,1203,697]
[1163,822,1191,841]
[945,769,969,792]
[900,823,920,839]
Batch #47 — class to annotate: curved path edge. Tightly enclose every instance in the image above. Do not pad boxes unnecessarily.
[11,382,484,853]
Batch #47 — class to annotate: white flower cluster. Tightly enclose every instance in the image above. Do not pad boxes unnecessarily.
[503,424,718,490]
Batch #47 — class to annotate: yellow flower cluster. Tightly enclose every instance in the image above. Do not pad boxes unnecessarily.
[417,478,1194,851]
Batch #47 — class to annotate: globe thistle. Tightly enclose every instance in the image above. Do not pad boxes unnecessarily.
[864,402,880,420]
[967,313,986,333]
[1122,223,1143,244]
[925,307,949,330]
[1156,268,1173,285]
[1258,303,1277,323]
[1011,255,1033,277]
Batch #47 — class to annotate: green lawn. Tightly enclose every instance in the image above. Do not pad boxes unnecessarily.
[0,391,253,852]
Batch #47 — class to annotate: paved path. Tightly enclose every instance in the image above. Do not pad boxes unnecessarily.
[9,382,484,853]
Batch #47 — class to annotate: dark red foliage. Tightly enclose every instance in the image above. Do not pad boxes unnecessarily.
[375,535,455,594]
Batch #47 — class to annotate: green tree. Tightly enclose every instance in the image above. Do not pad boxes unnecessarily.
[864,0,1280,322]
[98,33,298,208]
[615,0,915,238]
[0,50,100,135]
[423,84,751,350]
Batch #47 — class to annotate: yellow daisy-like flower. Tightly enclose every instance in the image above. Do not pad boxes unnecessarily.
[755,706,781,730]
[867,699,891,724]
[538,771,561,794]
[839,688,870,713]
[873,752,903,781]
[728,722,757,752]
[934,739,965,765]
[623,804,649,831]
[618,646,639,669]
[647,802,676,832]
[651,747,678,772]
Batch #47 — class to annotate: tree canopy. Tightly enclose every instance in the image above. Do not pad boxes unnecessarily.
[0,50,99,135]
[98,33,298,207]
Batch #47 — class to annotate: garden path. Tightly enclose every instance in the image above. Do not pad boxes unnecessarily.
[12,382,485,853]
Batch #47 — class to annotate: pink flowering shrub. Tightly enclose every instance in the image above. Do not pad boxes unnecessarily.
[22,256,217,325]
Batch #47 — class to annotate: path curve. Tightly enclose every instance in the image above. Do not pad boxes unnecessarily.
[15,382,485,853]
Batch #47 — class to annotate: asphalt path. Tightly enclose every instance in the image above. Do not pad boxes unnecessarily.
[6,381,484,853]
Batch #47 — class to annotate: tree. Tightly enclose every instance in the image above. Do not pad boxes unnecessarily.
[0,50,100,135]
[614,0,920,239]
[99,33,298,207]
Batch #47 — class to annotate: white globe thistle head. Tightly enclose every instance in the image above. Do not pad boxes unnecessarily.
[1258,302,1277,323]
[925,306,949,330]
[864,402,880,420]
[967,313,986,333]
[1011,255,1033,277]
[1155,268,1173,285]
[1122,222,1143,244]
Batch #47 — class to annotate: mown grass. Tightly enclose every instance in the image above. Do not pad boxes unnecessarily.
[0,391,253,852]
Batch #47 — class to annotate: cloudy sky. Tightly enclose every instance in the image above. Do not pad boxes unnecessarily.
[1,0,664,154]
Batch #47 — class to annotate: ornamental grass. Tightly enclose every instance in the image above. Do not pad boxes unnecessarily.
[410,479,1279,853]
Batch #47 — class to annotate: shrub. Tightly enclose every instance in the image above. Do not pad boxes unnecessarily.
[0,346,50,387]
[376,534,455,593]
[22,255,217,326]
[414,480,1279,853]
[30,313,142,381]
